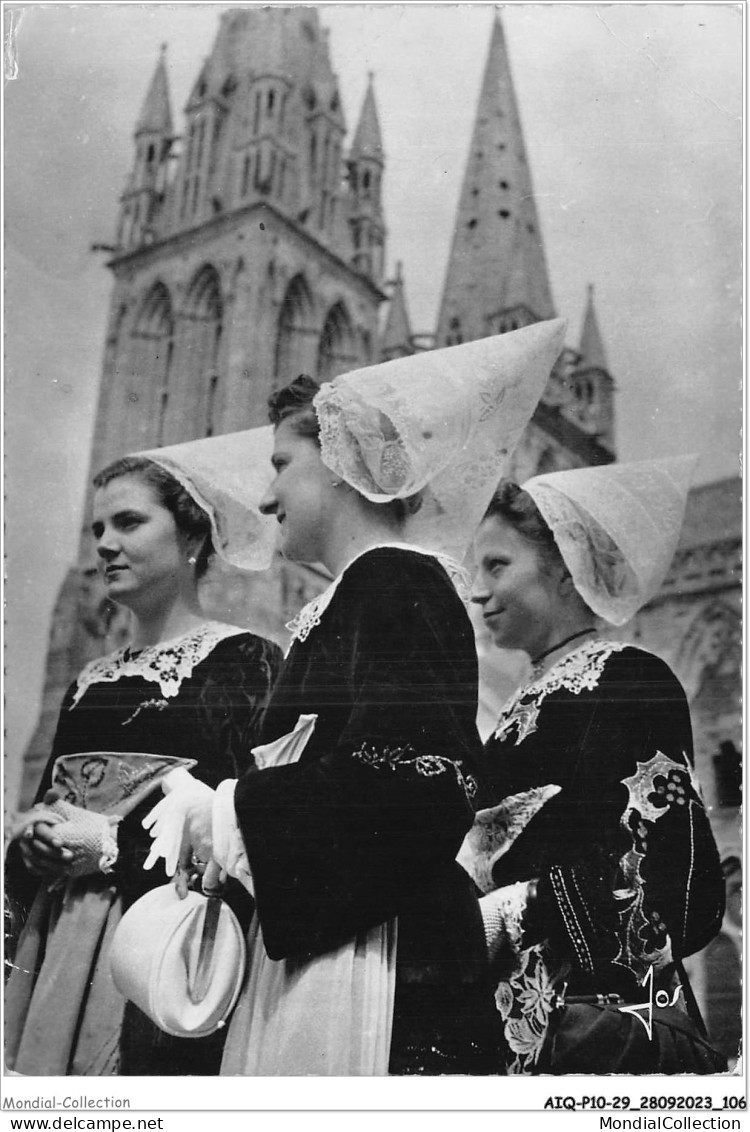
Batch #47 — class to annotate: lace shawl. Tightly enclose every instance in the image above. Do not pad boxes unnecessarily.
[70,622,248,708]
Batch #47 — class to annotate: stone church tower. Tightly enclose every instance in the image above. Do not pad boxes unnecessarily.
[94,7,385,475]
[21,8,391,801]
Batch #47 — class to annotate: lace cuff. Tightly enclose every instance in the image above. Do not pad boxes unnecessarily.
[212,779,254,896]
[480,880,535,962]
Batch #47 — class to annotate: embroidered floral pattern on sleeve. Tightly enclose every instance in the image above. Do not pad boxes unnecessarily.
[351,741,478,801]
[70,621,248,707]
[615,750,700,980]
[493,639,628,745]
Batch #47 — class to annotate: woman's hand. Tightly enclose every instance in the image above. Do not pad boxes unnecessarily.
[16,816,74,879]
[13,795,120,879]
[142,769,215,897]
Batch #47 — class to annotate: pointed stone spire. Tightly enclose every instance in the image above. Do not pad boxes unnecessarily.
[436,15,555,345]
[351,73,384,164]
[381,262,413,358]
[579,284,609,372]
[136,45,173,136]
[346,71,385,283]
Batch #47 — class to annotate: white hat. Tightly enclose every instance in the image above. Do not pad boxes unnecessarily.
[314,319,567,565]
[137,426,278,572]
[522,455,698,625]
[110,885,245,1039]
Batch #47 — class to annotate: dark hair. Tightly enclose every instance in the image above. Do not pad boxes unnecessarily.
[92,456,215,579]
[483,479,563,572]
[268,374,321,441]
[268,374,423,523]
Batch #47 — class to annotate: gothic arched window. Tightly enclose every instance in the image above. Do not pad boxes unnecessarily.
[180,264,224,437]
[275,275,315,386]
[316,302,358,381]
[125,282,174,450]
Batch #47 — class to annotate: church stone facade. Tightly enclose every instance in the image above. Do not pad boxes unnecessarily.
[21,9,741,1056]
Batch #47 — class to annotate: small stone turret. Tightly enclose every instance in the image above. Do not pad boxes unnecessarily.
[117,45,174,251]
[346,74,385,284]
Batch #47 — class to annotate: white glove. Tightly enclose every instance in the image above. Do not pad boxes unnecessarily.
[142,768,215,877]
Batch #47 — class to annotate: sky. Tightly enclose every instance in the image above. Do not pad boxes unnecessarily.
[4,2,743,798]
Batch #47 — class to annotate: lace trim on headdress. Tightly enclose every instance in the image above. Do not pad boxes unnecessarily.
[493,638,629,744]
[70,621,247,707]
[285,544,471,645]
[317,383,418,498]
[523,456,696,627]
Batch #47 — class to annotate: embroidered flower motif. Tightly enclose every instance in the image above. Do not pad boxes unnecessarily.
[80,757,107,788]
[621,751,695,826]
[494,701,540,746]
[478,383,506,422]
[516,958,556,1027]
[649,768,690,809]
[494,980,515,1020]
[505,1016,542,1059]
[495,944,558,1074]
[351,741,478,801]
[122,698,169,726]
[71,622,247,706]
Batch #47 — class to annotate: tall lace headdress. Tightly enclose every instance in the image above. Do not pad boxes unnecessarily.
[522,455,698,625]
[314,319,567,568]
[137,425,278,572]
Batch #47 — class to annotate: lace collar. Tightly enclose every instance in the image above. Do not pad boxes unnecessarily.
[71,621,247,707]
[493,638,629,744]
[285,543,470,646]
[524,636,629,698]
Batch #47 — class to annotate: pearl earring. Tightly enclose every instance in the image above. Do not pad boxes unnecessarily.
[330,479,342,488]
[187,554,197,566]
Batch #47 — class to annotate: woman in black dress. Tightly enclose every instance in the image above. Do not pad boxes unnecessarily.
[463,459,725,1074]
[6,441,282,1075]
[142,318,567,1074]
